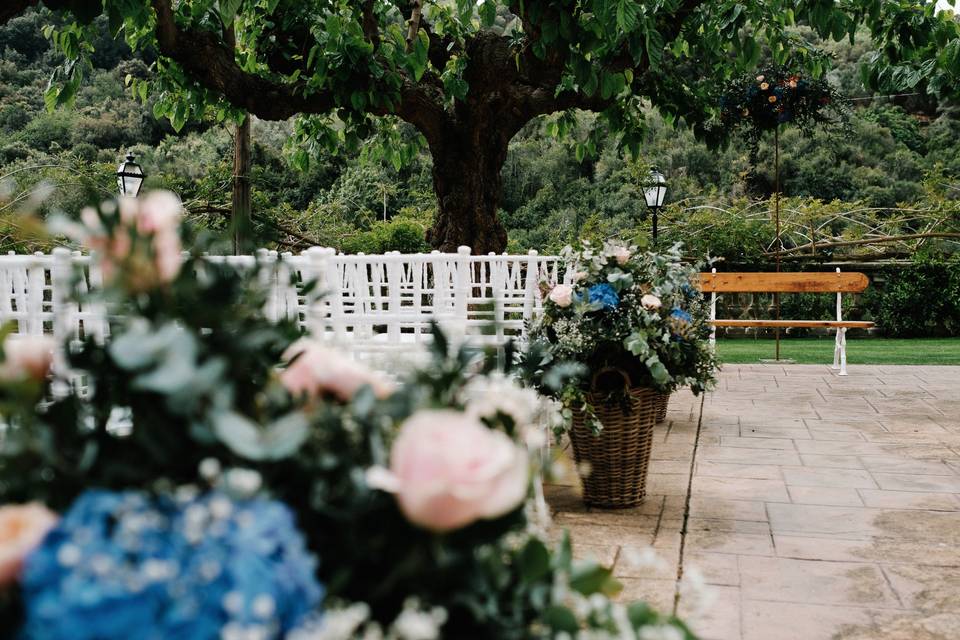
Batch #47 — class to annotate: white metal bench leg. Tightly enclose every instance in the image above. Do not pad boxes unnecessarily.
[838,327,848,376]
[832,329,841,371]
[709,268,717,350]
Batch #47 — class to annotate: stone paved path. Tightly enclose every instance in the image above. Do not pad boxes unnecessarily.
[546,364,960,640]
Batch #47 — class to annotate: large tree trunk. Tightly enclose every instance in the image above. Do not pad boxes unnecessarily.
[231,114,253,254]
[427,124,510,254]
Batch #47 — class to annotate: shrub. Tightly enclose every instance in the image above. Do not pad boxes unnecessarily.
[862,259,960,337]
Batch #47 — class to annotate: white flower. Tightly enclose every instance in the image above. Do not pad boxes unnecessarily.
[390,601,447,640]
[639,625,685,640]
[221,468,263,497]
[641,294,662,310]
[548,284,574,307]
[678,566,715,621]
[621,546,669,574]
[288,603,372,640]
[462,372,541,427]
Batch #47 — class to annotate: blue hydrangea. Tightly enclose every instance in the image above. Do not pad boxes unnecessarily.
[19,489,323,640]
[587,284,619,310]
[670,308,693,324]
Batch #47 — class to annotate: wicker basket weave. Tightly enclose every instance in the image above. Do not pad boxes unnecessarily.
[654,391,671,423]
[569,369,657,508]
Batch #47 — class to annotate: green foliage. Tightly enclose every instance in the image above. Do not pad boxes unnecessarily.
[862,258,960,337]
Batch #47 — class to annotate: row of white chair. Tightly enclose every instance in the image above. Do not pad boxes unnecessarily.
[0,247,570,368]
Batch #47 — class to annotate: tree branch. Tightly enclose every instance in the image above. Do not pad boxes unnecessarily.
[405,0,422,52]
[771,232,960,256]
[150,0,334,120]
[361,0,380,49]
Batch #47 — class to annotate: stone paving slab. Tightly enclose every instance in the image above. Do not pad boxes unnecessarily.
[546,364,960,640]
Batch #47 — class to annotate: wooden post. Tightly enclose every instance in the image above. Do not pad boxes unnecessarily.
[774,124,781,361]
[232,114,252,255]
[225,23,252,255]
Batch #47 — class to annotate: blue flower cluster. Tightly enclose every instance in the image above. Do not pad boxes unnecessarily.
[587,284,620,310]
[19,489,323,640]
[669,307,694,342]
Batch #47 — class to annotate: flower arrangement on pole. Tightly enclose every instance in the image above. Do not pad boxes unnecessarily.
[528,241,718,508]
[0,195,698,639]
[717,66,847,360]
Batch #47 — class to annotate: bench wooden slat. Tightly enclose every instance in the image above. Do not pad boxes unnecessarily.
[710,320,875,328]
[698,272,869,293]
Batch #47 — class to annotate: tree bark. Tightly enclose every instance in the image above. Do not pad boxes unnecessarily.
[232,115,252,254]
[427,128,510,253]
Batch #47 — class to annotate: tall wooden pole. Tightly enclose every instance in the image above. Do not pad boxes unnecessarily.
[232,114,252,254]
[225,23,252,255]
[774,124,781,360]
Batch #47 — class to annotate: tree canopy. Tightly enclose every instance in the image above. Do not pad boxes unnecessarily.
[5,0,960,251]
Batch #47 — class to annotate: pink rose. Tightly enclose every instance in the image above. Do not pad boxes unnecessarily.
[548,284,574,307]
[136,191,182,236]
[368,410,529,532]
[84,192,183,289]
[1,334,55,382]
[573,271,588,283]
[612,247,631,265]
[641,294,662,310]
[0,503,58,587]
[281,339,394,402]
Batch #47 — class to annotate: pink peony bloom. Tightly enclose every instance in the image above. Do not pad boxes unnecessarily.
[83,191,183,289]
[573,271,588,283]
[548,284,574,307]
[0,503,58,587]
[280,339,394,402]
[612,246,631,265]
[369,410,529,532]
[1,334,55,382]
[136,191,182,236]
[641,294,662,310]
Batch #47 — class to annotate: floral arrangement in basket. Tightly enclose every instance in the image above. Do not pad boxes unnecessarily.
[527,241,719,434]
[0,194,698,639]
[717,66,847,151]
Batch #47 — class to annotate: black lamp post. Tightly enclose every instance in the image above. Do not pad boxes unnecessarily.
[643,169,667,243]
[116,152,145,197]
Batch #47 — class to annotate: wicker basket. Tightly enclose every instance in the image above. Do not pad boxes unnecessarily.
[569,369,657,508]
[654,391,671,423]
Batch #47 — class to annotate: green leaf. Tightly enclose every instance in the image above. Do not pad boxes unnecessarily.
[616,0,640,31]
[218,0,243,26]
[570,563,622,596]
[212,410,309,461]
[479,0,497,27]
[543,605,579,633]
[518,538,551,583]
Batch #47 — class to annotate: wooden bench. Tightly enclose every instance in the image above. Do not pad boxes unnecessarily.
[698,268,875,376]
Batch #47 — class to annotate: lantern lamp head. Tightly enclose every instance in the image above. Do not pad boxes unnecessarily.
[116,152,145,198]
[643,169,667,210]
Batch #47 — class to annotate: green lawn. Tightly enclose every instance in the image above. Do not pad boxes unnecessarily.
[716,338,960,365]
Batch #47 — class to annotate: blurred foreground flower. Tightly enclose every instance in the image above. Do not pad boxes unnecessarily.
[0,503,58,587]
[366,409,529,532]
[81,190,183,292]
[280,339,395,402]
[0,334,55,382]
[19,489,322,639]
